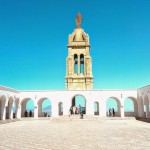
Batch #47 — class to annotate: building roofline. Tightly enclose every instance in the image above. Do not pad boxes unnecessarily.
[19,89,137,92]
[137,84,150,90]
[0,85,20,93]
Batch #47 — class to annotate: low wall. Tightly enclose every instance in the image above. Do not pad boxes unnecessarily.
[124,112,136,117]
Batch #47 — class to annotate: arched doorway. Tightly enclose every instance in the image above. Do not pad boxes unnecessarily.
[124,97,138,117]
[94,102,99,115]
[72,95,86,114]
[21,99,34,117]
[58,102,63,116]
[38,98,52,117]
[0,96,6,120]
[106,97,121,117]
[144,95,150,118]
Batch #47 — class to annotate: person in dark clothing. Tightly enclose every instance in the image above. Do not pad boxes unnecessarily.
[29,110,32,117]
[78,105,83,119]
[80,111,83,119]
[24,110,28,117]
[70,106,73,115]
[109,108,112,116]
[112,108,115,117]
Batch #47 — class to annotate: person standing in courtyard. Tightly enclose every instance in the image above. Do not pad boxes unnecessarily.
[76,106,78,114]
[24,110,27,117]
[29,110,32,117]
[109,108,112,116]
[69,106,72,116]
[112,108,115,117]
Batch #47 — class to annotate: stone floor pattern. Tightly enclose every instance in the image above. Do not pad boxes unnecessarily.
[0,116,150,150]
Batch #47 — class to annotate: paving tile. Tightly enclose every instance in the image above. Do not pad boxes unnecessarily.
[0,117,150,150]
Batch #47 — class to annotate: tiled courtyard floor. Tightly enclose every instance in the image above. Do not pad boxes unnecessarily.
[0,117,150,150]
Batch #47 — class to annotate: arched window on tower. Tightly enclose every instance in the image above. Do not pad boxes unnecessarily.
[74,54,78,74]
[80,54,84,74]
[73,35,76,41]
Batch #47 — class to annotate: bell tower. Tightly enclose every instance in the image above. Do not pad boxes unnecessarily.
[65,13,93,90]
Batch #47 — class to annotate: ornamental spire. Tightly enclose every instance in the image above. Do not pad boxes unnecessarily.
[76,12,82,28]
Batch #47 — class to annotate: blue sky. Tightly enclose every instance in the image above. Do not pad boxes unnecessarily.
[0,0,150,90]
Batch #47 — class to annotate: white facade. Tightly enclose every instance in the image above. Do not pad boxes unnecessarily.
[0,85,150,120]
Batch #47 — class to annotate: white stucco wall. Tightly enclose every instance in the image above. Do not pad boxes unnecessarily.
[0,85,150,120]
[0,86,143,119]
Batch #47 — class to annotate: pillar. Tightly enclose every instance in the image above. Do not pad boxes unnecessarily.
[34,102,38,119]
[38,101,42,117]
[63,99,70,116]
[146,104,150,118]
[2,97,8,120]
[51,101,58,117]
[2,106,6,120]
[9,101,14,120]
[16,103,21,119]
[99,100,106,117]
[86,98,94,115]
[138,99,144,117]
[78,55,80,75]
[120,101,124,118]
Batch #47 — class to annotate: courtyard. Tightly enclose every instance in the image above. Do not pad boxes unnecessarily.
[0,117,150,150]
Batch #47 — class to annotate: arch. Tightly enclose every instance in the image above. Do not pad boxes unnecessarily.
[21,98,34,117]
[124,97,138,117]
[38,98,52,117]
[73,35,76,41]
[0,95,6,120]
[82,34,85,41]
[144,95,150,118]
[106,97,121,117]
[58,102,63,116]
[80,54,84,74]
[74,54,78,74]
[71,95,86,114]
[94,101,99,115]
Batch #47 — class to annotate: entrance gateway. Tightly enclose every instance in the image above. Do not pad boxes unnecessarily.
[0,13,149,120]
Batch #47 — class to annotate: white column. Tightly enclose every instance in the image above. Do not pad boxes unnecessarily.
[2,98,8,120]
[10,104,13,119]
[16,103,21,119]
[63,99,70,116]
[38,102,42,117]
[99,101,106,117]
[146,104,150,118]
[2,106,6,120]
[86,98,94,116]
[120,102,124,118]
[34,102,38,119]
[9,101,14,120]
[138,100,144,117]
[51,101,58,117]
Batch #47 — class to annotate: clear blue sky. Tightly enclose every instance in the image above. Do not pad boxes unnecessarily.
[0,0,150,90]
